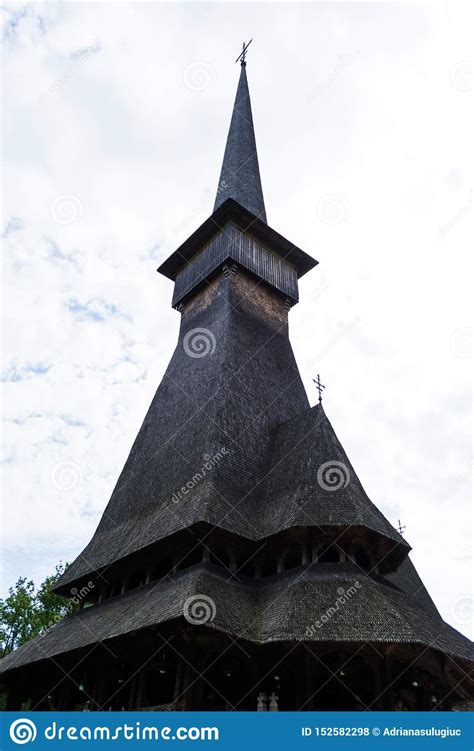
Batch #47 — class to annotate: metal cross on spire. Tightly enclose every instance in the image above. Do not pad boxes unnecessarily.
[397,519,406,536]
[235,39,253,66]
[312,374,326,404]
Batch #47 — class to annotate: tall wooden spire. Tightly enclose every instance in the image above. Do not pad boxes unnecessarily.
[213,58,267,222]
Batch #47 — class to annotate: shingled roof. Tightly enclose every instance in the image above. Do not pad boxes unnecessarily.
[2,562,472,677]
[55,372,408,591]
[213,61,267,221]
[262,404,409,551]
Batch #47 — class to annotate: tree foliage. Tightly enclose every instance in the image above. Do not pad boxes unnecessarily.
[0,562,77,658]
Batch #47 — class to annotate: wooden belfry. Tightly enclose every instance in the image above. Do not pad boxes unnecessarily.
[0,48,472,712]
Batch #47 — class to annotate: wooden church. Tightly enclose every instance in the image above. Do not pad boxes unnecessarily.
[1,51,472,711]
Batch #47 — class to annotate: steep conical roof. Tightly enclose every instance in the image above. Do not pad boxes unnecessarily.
[213,62,267,221]
[263,403,410,566]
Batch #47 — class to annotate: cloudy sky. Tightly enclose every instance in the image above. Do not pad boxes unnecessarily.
[1,2,472,639]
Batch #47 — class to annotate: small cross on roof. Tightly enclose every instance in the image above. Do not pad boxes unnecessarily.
[235,39,253,66]
[312,374,326,404]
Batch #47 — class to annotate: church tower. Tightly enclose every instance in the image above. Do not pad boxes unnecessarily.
[1,54,472,712]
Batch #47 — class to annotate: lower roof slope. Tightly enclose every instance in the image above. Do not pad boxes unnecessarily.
[2,561,471,677]
[56,399,409,593]
[262,404,409,552]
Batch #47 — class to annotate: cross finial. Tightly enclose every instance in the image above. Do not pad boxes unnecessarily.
[312,374,326,404]
[235,39,253,66]
[397,519,406,535]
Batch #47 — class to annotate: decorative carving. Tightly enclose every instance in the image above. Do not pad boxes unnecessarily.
[222,263,238,278]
